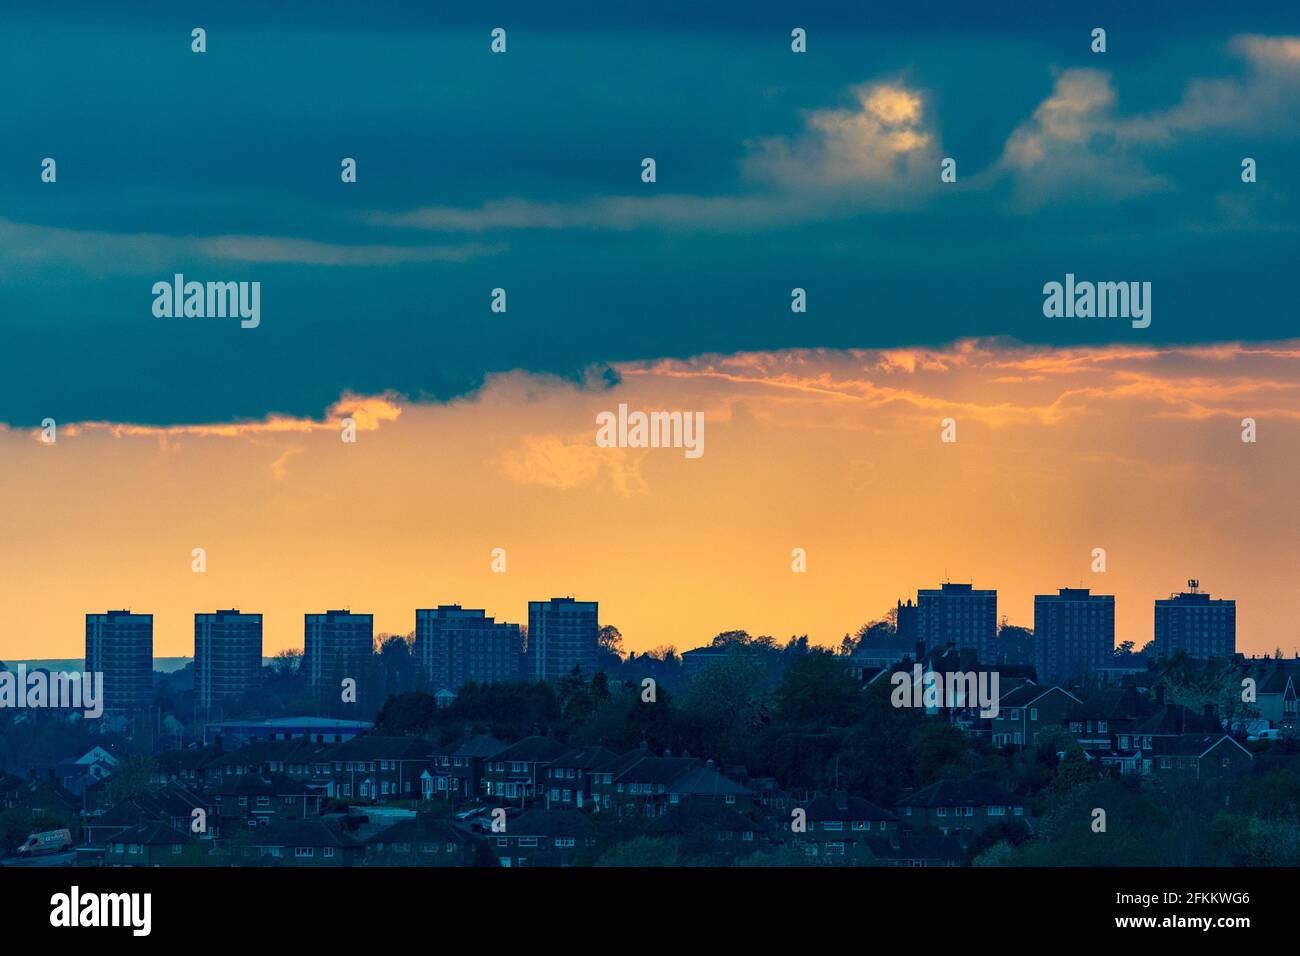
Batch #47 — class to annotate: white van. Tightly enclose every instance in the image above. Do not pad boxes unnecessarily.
[16,828,73,857]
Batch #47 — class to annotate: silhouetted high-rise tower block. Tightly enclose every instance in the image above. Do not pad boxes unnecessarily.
[85,610,153,715]
[304,610,374,700]
[195,610,263,711]
[1034,588,1114,681]
[916,582,997,664]
[415,605,522,695]
[527,597,598,680]
[1154,580,1236,660]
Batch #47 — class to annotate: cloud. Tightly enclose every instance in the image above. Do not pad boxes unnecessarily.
[496,434,649,496]
[742,82,938,192]
[998,69,1167,204]
[0,217,502,275]
[999,35,1300,204]
[29,394,403,440]
[1122,34,1300,142]
[368,80,939,234]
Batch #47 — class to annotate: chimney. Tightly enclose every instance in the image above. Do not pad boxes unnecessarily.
[833,790,848,811]
[1203,703,1215,722]
[1154,686,1165,705]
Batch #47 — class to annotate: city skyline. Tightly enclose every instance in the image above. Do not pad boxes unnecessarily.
[5,341,1295,659]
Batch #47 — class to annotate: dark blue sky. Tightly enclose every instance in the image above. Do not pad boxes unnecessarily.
[1,1,1297,426]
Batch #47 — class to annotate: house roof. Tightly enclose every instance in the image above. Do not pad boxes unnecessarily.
[895,778,1019,808]
[365,815,479,846]
[491,736,568,763]
[209,739,326,768]
[999,684,1079,708]
[505,808,596,838]
[251,819,362,848]
[614,756,701,786]
[865,833,965,863]
[1150,734,1253,759]
[802,794,896,822]
[652,802,755,836]
[320,735,433,762]
[1067,686,1143,721]
[445,734,507,759]
[667,765,753,797]
[111,821,191,846]
[212,772,311,798]
[1132,704,1219,736]
[550,746,619,771]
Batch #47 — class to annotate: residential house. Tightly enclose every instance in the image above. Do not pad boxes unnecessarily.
[483,736,568,803]
[991,685,1081,748]
[426,734,504,802]
[363,813,492,866]
[895,779,1025,839]
[544,746,617,810]
[241,819,366,866]
[1149,734,1253,784]
[794,793,897,862]
[490,808,597,867]
[313,735,433,803]
[103,822,193,867]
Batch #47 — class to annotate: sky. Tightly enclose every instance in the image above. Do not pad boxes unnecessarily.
[1,2,1298,658]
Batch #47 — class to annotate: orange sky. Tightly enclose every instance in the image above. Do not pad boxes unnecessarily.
[2,340,1298,661]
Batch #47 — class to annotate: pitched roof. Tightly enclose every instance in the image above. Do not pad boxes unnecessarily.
[614,756,701,786]
[250,819,362,848]
[209,738,326,768]
[446,735,506,759]
[999,684,1079,708]
[802,794,896,822]
[652,802,755,836]
[491,736,568,763]
[1132,704,1219,736]
[212,772,311,798]
[505,808,596,838]
[866,833,965,863]
[320,735,433,762]
[365,815,479,846]
[550,746,619,771]
[111,821,191,846]
[667,765,753,797]
[1150,734,1252,759]
[1068,686,1142,721]
[895,779,1019,808]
